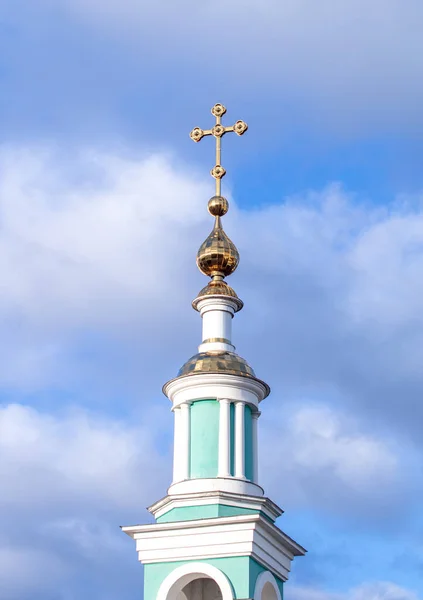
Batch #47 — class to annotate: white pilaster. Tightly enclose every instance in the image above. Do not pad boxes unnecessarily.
[180,402,191,480]
[235,401,245,479]
[218,399,231,478]
[252,410,260,484]
[172,406,182,483]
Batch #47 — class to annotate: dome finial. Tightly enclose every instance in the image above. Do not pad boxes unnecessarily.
[190,104,247,286]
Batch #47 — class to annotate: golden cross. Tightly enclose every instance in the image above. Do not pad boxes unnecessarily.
[190,103,248,196]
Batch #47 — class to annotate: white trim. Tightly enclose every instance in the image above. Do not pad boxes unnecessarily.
[254,571,282,600]
[235,402,245,479]
[122,513,306,583]
[218,399,231,478]
[180,402,191,480]
[173,406,182,483]
[167,477,263,497]
[251,411,260,484]
[164,373,269,407]
[157,562,234,600]
[148,490,283,522]
[196,297,238,317]
[198,341,235,353]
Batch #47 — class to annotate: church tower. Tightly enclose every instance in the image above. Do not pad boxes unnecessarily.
[122,104,305,600]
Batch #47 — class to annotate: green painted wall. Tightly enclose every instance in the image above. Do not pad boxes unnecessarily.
[156,504,261,523]
[144,556,283,600]
[244,404,254,481]
[189,400,219,478]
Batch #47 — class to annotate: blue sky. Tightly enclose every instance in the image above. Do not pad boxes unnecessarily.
[0,1,423,599]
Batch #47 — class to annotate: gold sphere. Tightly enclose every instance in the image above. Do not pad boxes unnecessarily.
[208,196,229,217]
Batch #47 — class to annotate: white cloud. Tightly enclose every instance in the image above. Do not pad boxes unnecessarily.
[45,0,423,133]
[0,401,171,599]
[260,403,408,517]
[1,144,423,595]
[0,146,207,330]
[288,582,420,600]
[1,144,423,439]
[0,403,169,512]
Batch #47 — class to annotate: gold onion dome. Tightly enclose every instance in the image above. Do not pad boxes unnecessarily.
[196,196,240,279]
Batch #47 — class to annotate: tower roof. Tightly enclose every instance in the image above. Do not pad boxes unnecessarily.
[163,103,268,392]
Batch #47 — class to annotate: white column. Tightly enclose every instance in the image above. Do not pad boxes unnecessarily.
[252,411,260,484]
[180,402,191,480]
[218,399,231,478]
[202,308,233,342]
[172,406,182,483]
[234,401,245,479]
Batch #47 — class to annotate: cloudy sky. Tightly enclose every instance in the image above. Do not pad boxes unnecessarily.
[0,1,423,599]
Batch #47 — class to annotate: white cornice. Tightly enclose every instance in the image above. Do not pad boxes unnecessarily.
[167,477,264,497]
[163,373,269,407]
[148,490,283,522]
[122,513,306,582]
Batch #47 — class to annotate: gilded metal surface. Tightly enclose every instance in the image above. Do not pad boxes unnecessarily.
[234,120,248,135]
[178,351,256,378]
[190,127,204,142]
[208,195,229,217]
[211,124,225,138]
[197,216,239,277]
[211,104,226,117]
[202,338,232,344]
[189,103,248,196]
[192,278,244,312]
[210,165,226,180]
[196,279,238,298]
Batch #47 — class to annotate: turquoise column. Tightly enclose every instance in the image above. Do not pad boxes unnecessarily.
[189,399,219,478]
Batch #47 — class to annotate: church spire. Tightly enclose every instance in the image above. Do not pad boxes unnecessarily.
[191,104,247,313]
[123,104,305,600]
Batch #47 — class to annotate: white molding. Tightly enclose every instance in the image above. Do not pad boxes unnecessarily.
[157,562,234,600]
[180,402,191,481]
[164,373,269,408]
[198,341,235,353]
[122,514,306,583]
[252,411,259,484]
[218,399,231,478]
[167,477,263,497]
[172,406,182,483]
[234,402,245,479]
[254,571,282,600]
[148,490,283,522]
[196,297,238,316]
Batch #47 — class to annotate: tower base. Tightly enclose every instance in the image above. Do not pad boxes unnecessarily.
[122,513,306,600]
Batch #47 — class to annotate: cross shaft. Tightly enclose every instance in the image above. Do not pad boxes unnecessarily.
[190,103,248,196]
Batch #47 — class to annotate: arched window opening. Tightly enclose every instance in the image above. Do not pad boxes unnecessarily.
[261,581,278,600]
[178,577,223,600]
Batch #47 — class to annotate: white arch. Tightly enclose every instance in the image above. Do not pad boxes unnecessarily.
[253,571,282,600]
[157,562,234,600]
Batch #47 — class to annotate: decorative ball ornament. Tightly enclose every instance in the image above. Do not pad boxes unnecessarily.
[212,124,225,138]
[234,120,248,136]
[190,127,204,142]
[208,196,229,217]
[210,165,226,179]
[211,103,226,117]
